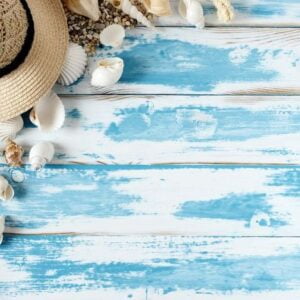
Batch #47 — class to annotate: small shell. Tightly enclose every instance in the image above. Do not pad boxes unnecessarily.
[4,140,23,167]
[57,42,87,86]
[100,24,125,48]
[106,0,153,27]
[178,0,205,28]
[0,116,23,142]
[30,90,65,132]
[0,216,4,244]
[142,0,171,16]
[212,0,234,22]
[64,0,100,21]
[29,142,55,170]
[91,57,124,87]
[0,176,14,201]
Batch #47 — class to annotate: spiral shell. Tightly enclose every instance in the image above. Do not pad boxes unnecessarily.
[29,142,55,170]
[4,140,24,167]
[142,0,171,16]
[0,116,23,142]
[0,176,14,201]
[178,0,205,28]
[57,42,87,86]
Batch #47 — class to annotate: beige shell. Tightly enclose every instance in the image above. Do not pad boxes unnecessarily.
[212,0,234,22]
[0,116,23,143]
[142,0,171,16]
[0,176,14,202]
[0,216,4,244]
[4,140,24,167]
[57,42,87,86]
[29,142,55,170]
[106,0,152,27]
[178,0,205,28]
[100,24,125,48]
[30,90,65,132]
[64,0,100,21]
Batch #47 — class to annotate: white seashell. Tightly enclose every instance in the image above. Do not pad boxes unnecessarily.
[0,116,23,142]
[29,142,55,170]
[91,57,124,87]
[142,0,171,16]
[0,176,14,202]
[106,0,153,27]
[178,0,205,28]
[100,24,125,48]
[30,90,65,132]
[57,42,87,86]
[0,216,4,244]
[64,0,100,21]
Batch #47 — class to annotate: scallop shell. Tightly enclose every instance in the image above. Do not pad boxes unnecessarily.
[64,0,100,21]
[0,216,4,244]
[57,42,87,86]
[30,90,65,132]
[178,0,205,28]
[100,24,125,48]
[29,142,55,170]
[106,0,153,27]
[142,0,171,16]
[91,57,124,87]
[0,116,23,142]
[0,176,14,202]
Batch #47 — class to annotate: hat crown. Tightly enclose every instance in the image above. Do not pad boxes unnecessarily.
[0,0,28,69]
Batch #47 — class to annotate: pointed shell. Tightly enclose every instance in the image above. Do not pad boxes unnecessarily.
[91,57,124,87]
[29,142,55,170]
[212,0,234,22]
[57,42,87,86]
[64,0,100,21]
[30,91,65,132]
[0,116,23,142]
[142,0,171,16]
[0,176,14,201]
[4,140,23,167]
[0,216,4,244]
[179,0,205,28]
[106,0,153,27]
[100,24,125,48]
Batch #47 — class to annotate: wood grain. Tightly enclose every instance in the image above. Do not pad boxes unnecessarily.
[1,164,300,236]
[55,28,300,96]
[6,95,300,165]
[1,234,300,299]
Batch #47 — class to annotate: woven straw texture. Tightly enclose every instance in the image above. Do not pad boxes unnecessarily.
[0,0,68,122]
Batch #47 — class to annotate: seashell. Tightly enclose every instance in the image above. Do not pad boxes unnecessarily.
[142,0,171,16]
[100,24,125,48]
[91,57,124,87]
[178,0,205,28]
[106,0,153,27]
[30,90,65,132]
[57,42,87,86]
[0,176,14,201]
[64,0,100,21]
[0,216,4,244]
[212,0,234,22]
[4,140,24,167]
[29,142,55,171]
[0,116,23,143]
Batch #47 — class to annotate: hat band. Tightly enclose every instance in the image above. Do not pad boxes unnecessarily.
[0,0,35,78]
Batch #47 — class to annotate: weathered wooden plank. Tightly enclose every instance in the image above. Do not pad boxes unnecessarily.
[1,234,300,299]
[1,164,300,236]
[7,95,300,165]
[54,28,300,96]
[157,0,300,27]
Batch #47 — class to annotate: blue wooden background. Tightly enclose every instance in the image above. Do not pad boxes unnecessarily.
[1,0,300,299]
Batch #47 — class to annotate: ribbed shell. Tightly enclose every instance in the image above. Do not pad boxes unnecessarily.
[0,116,23,142]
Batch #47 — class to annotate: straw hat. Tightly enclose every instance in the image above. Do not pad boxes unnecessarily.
[0,0,68,122]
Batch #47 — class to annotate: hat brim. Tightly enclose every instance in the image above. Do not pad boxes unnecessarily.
[0,0,68,122]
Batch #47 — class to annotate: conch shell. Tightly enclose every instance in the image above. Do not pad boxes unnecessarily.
[106,0,152,27]
[212,0,234,22]
[0,176,14,201]
[178,0,205,28]
[64,0,100,21]
[142,0,171,16]
[100,24,125,48]
[0,116,23,143]
[4,140,24,167]
[30,90,65,132]
[29,142,55,171]
[91,57,124,87]
[0,216,4,244]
